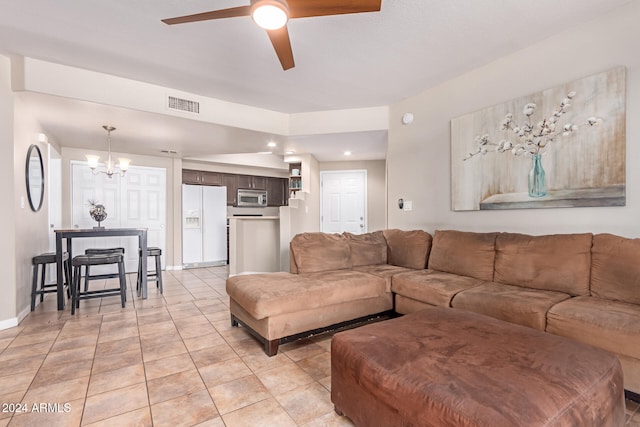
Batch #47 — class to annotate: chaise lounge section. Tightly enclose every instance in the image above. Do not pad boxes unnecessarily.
[226,230,432,355]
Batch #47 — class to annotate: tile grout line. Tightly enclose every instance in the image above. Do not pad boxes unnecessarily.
[135,301,154,426]
[78,313,103,426]
[7,324,63,424]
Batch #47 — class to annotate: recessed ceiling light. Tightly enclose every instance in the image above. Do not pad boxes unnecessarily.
[344,151,352,156]
[267,141,277,148]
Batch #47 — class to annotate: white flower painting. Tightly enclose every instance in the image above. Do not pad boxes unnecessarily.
[450,67,626,211]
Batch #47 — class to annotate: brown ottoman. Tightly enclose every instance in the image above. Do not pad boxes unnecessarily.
[331,307,624,427]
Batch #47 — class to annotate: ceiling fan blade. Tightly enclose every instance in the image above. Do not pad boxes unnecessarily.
[162,6,251,25]
[287,0,381,19]
[267,26,295,70]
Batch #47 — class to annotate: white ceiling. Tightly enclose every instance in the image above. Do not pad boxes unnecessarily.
[0,0,632,163]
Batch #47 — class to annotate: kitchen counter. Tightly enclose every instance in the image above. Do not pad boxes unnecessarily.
[228,216,280,275]
[227,216,280,220]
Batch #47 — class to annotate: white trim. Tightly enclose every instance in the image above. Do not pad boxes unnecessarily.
[0,316,18,331]
[17,305,30,324]
[165,265,183,271]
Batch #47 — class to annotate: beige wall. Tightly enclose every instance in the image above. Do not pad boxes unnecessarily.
[387,2,640,237]
[13,95,50,317]
[0,55,17,325]
[319,160,387,232]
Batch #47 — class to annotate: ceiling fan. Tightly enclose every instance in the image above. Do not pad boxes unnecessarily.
[162,0,382,70]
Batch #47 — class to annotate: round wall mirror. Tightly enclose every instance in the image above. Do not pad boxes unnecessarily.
[26,144,45,212]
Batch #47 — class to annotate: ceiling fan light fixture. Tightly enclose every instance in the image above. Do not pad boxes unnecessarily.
[251,0,289,30]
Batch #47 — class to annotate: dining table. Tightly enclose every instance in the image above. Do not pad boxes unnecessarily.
[54,227,148,310]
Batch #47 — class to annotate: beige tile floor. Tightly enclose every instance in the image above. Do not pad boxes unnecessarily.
[0,266,638,426]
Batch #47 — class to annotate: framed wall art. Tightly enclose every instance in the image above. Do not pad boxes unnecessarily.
[451,66,626,211]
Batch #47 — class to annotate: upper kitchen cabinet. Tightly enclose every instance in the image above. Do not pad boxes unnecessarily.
[182,169,223,186]
[266,177,287,206]
[222,174,237,206]
[182,169,202,185]
[237,175,266,190]
[201,172,223,186]
[182,169,288,207]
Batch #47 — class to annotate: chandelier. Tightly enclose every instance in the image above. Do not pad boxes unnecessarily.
[86,125,131,178]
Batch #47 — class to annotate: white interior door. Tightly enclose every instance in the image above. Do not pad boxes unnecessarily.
[121,167,167,270]
[320,170,367,234]
[71,162,166,273]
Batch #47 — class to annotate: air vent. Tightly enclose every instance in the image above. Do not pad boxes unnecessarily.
[168,96,200,114]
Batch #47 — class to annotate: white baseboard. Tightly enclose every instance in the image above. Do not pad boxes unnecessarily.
[17,305,30,324]
[165,265,183,271]
[0,304,49,331]
[0,316,18,331]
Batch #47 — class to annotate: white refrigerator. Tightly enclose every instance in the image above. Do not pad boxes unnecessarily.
[182,184,227,268]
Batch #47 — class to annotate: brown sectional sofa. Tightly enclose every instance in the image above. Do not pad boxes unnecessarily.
[226,228,640,396]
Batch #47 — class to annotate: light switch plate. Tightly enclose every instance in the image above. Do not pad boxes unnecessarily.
[403,200,413,211]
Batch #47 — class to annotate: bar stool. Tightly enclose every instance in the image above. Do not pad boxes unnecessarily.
[138,247,163,294]
[71,253,126,315]
[83,247,125,291]
[31,252,71,311]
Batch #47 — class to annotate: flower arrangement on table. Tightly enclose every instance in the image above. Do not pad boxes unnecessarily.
[463,91,602,197]
[88,199,107,229]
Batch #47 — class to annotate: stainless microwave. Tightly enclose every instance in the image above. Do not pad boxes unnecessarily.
[237,189,268,207]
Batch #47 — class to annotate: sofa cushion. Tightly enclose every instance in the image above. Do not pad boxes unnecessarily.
[382,229,432,270]
[451,282,571,330]
[591,233,640,305]
[290,232,352,273]
[391,270,484,307]
[494,233,592,296]
[353,264,413,292]
[344,231,387,267]
[547,296,640,360]
[226,271,385,320]
[428,230,497,281]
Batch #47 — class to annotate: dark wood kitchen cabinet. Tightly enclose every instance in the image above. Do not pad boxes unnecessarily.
[222,174,237,206]
[182,169,222,186]
[182,169,202,185]
[183,169,287,206]
[266,177,287,206]
[237,175,266,190]
[201,171,223,186]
